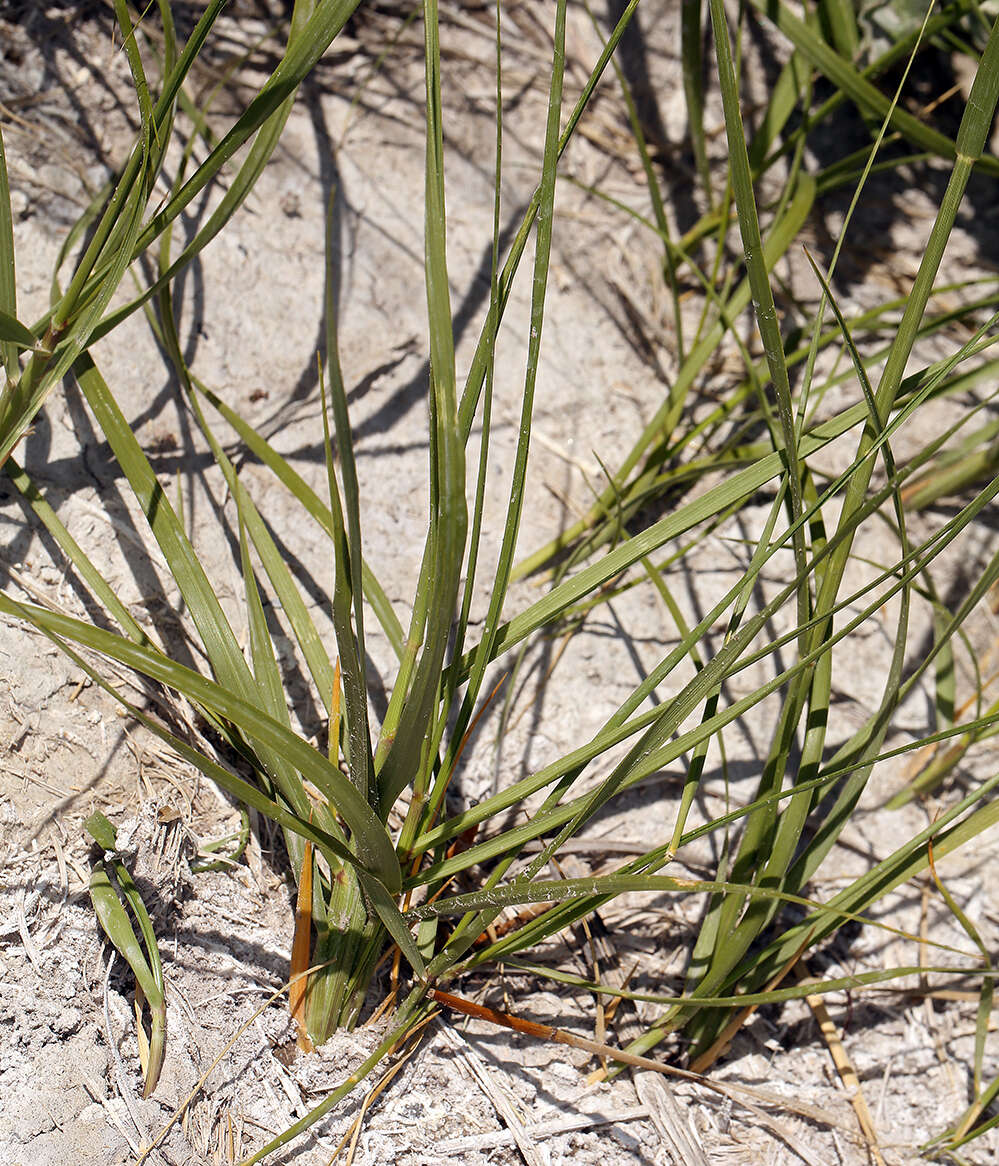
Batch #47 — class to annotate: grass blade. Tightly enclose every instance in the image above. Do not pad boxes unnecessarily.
[1,593,401,889]
[375,0,468,809]
[0,128,16,378]
[85,811,166,1098]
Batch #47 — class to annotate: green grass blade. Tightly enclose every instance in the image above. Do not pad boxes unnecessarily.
[235,496,318,829]
[451,704,999,974]
[676,551,999,1049]
[818,0,858,59]
[747,48,807,171]
[375,0,468,810]
[13,591,414,986]
[111,0,363,279]
[4,457,149,644]
[407,876,961,952]
[709,0,807,624]
[423,468,999,885]
[470,393,858,666]
[25,1,344,361]
[319,366,376,806]
[2,594,401,890]
[73,353,253,697]
[92,33,303,342]
[0,312,36,352]
[794,14,999,832]
[510,174,816,580]
[156,310,339,712]
[497,959,994,1009]
[0,128,19,379]
[449,0,504,691]
[320,205,375,806]
[113,0,155,129]
[428,0,566,831]
[742,773,999,996]
[85,813,165,1007]
[681,0,712,204]
[456,0,642,440]
[749,0,999,177]
[84,647,353,869]
[85,811,166,1096]
[0,120,151,466]
[192,379,403,657]
[707,255,910,993]
[602,3,685,360]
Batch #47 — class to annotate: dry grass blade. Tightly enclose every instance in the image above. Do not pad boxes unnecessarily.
[635,1074,710,1166]
[434,1106,650,1154]
[134,969,428,1166]
[290,842,316,1054]
[329,1017,433,1166]
[437,1023,548,1166]
[794,963,885,1165]
[431,990,860,1136]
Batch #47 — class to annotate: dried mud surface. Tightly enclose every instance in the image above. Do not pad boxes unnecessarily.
[2,3,999,1164]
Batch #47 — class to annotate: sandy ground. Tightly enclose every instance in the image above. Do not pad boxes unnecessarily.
[2,3,999,1164]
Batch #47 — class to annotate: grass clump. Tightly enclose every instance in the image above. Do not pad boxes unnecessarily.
[2,0,999,1160]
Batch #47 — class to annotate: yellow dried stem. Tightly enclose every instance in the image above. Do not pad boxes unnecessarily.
[290,840,315,1053]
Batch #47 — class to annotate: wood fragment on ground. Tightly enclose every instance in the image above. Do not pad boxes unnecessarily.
[636,1073,710,1166]
[434,1104,651,1154]
[437,1021,548,1166]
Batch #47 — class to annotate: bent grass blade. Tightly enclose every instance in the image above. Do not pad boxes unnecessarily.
[85,812,166,1098]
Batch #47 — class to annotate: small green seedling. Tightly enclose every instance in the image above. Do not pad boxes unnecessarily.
[85,810,166,1099]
